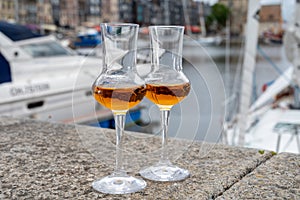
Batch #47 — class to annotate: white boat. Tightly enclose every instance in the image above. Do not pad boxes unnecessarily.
[228,0,300,154]
[0,22,110,124]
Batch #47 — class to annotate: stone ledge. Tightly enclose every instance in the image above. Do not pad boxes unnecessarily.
[216,152,300,200]
[0,117,297,199]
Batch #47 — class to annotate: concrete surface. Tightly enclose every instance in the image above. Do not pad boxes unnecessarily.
[0,117,299,199]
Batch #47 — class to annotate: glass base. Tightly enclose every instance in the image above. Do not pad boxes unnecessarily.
[139,162,190,182]
[92,174,147,194]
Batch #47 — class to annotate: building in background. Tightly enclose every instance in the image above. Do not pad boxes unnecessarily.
[0,0,50,26]
[0,0,15,22]
[148,0,162,25]
[119,0,134,23]
[59,0,79,28]
[51,0,60,26]
[259,2,282,35]
[78,0,88,25]
[86,0,102,25]
[78,0,102,26]
[19,0,38,25]
[37,0,53,25]
[219,0,248,36]
[134,0,153,25]
[101,0,118,22]
[133,0,200,27]
[169,0,185,25]
[0,0,218,34]
[189,1,200,26]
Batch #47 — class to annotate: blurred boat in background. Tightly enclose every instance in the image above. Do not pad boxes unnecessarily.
[72,28,102,57]
[0,21,111,125]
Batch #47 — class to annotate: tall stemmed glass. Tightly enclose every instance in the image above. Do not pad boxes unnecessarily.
[139,26,191,181]
[92,23,147,194]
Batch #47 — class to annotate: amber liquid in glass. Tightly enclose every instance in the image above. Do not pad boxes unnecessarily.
[93,85,146,112]
[146,82,190,110]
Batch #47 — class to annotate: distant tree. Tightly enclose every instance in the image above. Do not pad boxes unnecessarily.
[206,3,230,33]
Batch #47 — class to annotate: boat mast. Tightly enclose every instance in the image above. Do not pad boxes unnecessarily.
[39,0,45,35]
[199,1,206,37]
[291,0,300,108]
[236,0,260,146]
[182,0,192,36]
[225,0,232,120]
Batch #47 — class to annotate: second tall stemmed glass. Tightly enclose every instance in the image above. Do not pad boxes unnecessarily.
[139,26,191,181]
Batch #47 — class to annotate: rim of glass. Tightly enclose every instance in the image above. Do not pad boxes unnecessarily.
[148,25,184,29]
[100,23,139,27]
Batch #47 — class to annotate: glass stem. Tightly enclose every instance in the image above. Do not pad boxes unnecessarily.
[160,109,171,164]
[113,113,126,176]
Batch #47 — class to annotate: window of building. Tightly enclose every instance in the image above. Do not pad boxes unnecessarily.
[90,6,100,14]
[51,0,59,5]
[268,14,274,21]
[3,2,6,9]
[90,0,99,5]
